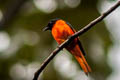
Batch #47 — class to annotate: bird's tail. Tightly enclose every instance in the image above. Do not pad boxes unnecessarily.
[74,55,91,75]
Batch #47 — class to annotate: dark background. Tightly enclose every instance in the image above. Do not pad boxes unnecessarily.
[0,0,119,80]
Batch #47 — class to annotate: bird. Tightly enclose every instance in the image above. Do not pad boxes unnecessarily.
[43,18,91,75]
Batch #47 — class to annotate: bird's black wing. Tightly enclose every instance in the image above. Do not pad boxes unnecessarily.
[66,21,86,56]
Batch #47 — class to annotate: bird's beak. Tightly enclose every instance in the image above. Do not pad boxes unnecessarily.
[43,26,49,31]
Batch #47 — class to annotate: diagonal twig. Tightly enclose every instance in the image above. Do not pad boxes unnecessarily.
[33,1,120,80]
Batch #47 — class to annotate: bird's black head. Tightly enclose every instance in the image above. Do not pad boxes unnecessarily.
[43,18,60,31]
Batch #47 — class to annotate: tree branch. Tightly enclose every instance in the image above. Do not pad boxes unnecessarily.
[33,1,120,80]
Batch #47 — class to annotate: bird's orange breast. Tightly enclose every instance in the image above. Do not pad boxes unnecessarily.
[51,20,74,44]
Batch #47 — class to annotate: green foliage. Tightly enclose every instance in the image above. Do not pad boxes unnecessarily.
[0,0,115,80]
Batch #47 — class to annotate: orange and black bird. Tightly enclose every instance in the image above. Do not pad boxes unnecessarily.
[43,18,91,75]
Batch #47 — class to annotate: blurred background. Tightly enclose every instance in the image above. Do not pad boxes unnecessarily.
[0,0,120,80]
